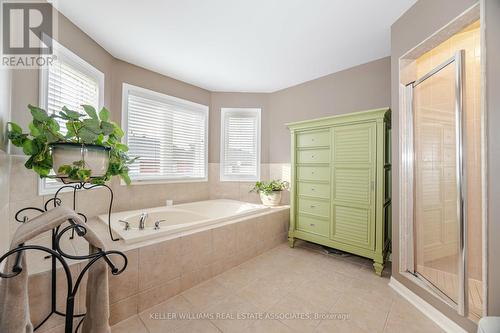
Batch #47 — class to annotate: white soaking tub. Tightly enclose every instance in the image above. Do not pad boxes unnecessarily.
[99,199,270,243]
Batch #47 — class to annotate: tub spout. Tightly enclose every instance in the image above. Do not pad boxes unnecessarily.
[139,213,148,230]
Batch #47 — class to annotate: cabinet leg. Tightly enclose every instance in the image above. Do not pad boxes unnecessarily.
[373,261,384,276]
[288,237,295,248]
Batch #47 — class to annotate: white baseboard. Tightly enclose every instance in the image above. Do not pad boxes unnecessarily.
[389,277,468,333]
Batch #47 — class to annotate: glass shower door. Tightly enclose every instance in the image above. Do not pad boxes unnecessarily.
[410,51,466,313]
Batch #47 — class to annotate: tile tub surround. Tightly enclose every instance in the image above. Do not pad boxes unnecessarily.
[25,207,289,330]
[208,162,292,205]
[6,158,291,243]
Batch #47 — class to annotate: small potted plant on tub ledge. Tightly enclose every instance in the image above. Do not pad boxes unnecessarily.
[7,104,136,185]
[251,180,289,206]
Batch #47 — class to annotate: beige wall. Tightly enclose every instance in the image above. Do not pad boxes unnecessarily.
[268,57,391,163]
[484,0,500,316]
[390,0,481,331]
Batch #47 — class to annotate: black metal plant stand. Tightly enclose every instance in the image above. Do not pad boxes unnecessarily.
[49,178,120,242]
[0,179,127,333]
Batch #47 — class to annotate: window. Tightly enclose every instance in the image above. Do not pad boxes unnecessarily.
[220,108,261,181]
[38,42,104,195]
[122,84,208,183]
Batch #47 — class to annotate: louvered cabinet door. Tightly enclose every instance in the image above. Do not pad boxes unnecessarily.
[330,122,376,250]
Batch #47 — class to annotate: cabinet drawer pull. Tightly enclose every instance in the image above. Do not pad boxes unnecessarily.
[311,155,315,158]
[311,188,315,191]
[310,205,317,208]
[309,223,315,227]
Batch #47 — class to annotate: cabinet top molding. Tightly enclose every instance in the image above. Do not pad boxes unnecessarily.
[286,107,391,131]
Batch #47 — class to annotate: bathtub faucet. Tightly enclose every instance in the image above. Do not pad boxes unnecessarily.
[139,212,148,230]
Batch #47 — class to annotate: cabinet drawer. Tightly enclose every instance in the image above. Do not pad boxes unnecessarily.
[297,215,329,237]
[297,182,330,199]
[297,166,330,182]
[297,149,329,164]
[297,130,330,148]
[298,198,330,217]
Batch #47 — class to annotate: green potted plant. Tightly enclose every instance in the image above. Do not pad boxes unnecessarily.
[250,179,289,206]
[7,104,136,184]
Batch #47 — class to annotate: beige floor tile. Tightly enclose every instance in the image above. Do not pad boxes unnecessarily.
[268,293,325,333]
[330,293,392,333]
[383,298,445,333]
[172,320,221,333]
[215,266,260,292]
[290,278,343,311]
[121,240,449,333]
[112,315,148,333]
[236,273,295,310]
[243,319,294,333]
[181,279,233,311]
[139,295,196,333]
[208,293,261,333]
[315,318,372,333]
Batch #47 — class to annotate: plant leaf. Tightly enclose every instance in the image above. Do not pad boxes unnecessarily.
[79,127,99,143]
[22,139,35,155]
[61,106,81,120]
[112,123,124,138]
[28,122,41,136]
[83,118,101,133]
[7,122,23,134]
[100,121,115,135]
[33,164,50,177]
[82,105,98,119]
[29,105,49,122]
[99,107,110,122]
[24,156,34,169]
[120,172,131,185]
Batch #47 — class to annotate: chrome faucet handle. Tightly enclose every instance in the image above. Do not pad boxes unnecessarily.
[118,220,130,231]
[154,220,166,230]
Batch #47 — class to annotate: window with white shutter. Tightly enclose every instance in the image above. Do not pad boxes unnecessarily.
[122,84,208,183]
[220,108,261,181]
[38,42,104,195]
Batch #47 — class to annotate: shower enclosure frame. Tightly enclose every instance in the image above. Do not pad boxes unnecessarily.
[396,2,487,322]
[403,50,468,316]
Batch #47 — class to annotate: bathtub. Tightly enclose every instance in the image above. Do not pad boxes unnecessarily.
[99,199,270,243]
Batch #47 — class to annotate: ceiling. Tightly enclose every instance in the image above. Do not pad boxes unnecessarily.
[53,0,417,93]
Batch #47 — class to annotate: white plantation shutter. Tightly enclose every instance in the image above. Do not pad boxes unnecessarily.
[39,42,104,195]
[47,59,100,132]
[220,108,261,181]
[123,84,208,182]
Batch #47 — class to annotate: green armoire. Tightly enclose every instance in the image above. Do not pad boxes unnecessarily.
[287,108,391,275]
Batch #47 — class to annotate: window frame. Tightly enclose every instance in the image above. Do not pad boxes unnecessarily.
[121,83,209,184]
[219,107,261,182]
[38,41,105,196]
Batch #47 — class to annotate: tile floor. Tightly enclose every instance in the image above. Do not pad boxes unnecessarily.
[111,241,444,333]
